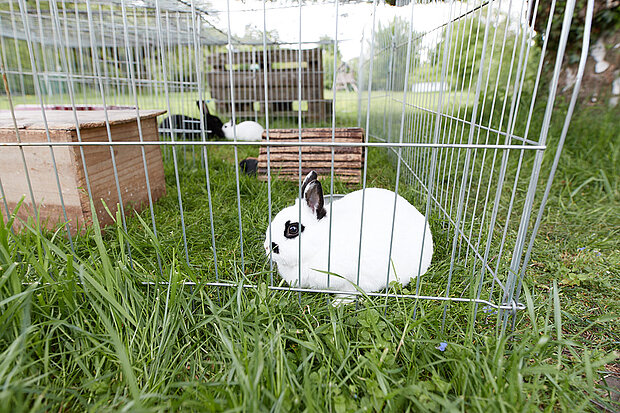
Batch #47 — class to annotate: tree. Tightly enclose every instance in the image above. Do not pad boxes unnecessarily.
[318,35,343,90]
[367,17,422,91]
[529,0,620,104]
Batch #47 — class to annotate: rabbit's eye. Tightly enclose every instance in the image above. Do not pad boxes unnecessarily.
[284,220,304,239]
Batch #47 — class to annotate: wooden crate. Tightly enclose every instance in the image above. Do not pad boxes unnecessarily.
[207,48,332,121]
[0,109,166,234]
[257,128,364,184]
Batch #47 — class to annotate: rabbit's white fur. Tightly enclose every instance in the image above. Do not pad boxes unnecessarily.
[222,120,264,141]
[264,172,433,294]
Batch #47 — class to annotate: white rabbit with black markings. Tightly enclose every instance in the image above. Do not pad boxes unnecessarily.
[263,171,433,298]
[222,120,264,142]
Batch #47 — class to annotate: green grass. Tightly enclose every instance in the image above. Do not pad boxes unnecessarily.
[0,94,618,411]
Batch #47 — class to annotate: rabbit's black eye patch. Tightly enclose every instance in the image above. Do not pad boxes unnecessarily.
[284,220,305,239]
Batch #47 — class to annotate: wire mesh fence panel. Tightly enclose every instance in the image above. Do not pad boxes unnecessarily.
[0,0,593,332]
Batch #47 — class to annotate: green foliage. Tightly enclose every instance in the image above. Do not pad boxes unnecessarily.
[366,17,421,91]
[320,36,342,91]
[532,0,620,63]
[431,11,540,107]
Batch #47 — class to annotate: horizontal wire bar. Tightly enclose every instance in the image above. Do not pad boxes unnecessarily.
[1,69,205,88]
[0,140,546,150]
[141,281,525,310]
[19,280,524,311]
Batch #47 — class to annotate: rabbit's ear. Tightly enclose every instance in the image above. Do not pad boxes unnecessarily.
[304,178,326,220]
[301,170,318,196]
[196,100,210,115]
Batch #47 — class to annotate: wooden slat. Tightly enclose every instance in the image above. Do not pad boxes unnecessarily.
[259,146,363,159]
[209,48,321,68]
[207,72,323,88]
[258,161,361,169]
[257,127,364,184]
[259,166,361,174]
[258,172,360,184]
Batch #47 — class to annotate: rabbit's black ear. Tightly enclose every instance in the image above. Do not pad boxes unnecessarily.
[196,100,210,115]
[301,170,318,197]
[304,178,326,220]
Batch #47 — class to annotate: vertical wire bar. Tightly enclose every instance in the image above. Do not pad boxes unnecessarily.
[133,8,141,107]
[355,0,378,289]
[60,0,75,101]
[72,0,87,103]
[416,0,454,305]
[0,16,12,96]
[110,5,121,102]
[118,0,164,274]
[16,0,77,250]
[382,33,395,140]
[225,0,246,272]
[486,0,539,307]
[456,9,490,261]
[412,0,458,321]
[436,1,465,217]
[297,0,303,302]
[441,0,494,329]
[0,57,40,232]
[491,0,545,288]
[442,2,480,271]
[445,2,475,225]
[472,0,532,317]
[262,0,274,280]
[385,35,397,147]
[513,0,594,317]
[383,0,416,306]
[8,0,25,96]
[187,15,196,168]
[327,0,339,287]
[464,6,520,275]
[50,0,63,104]
[84,0,135,269]
[491,0,537,283]
[436,4,465,216]
[152,0,191,266]
[97,5,109,99]
[35,0,52,98]
[356,31,364,128]
[476,0,542,307]
[0,176,11,228]
[190,0,220,288]
[172,12,186,164]
[486,0,542,314]
[144,9,154,113]
[501,0,579,331]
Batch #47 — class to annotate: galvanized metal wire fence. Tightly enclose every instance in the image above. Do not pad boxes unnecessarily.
[0,0,594,331]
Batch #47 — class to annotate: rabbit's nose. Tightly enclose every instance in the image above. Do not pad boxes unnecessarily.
[271,242,279,254]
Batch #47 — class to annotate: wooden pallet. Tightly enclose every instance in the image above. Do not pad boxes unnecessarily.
[257,128,364,184]
[0,109,166,234]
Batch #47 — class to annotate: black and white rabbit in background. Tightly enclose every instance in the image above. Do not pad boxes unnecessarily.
[264,171,433,299]
[158,100,224,140]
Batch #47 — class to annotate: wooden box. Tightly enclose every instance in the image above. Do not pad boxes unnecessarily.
[257,127,364,184]
[0,109,166,234]
[207,48,332,121]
